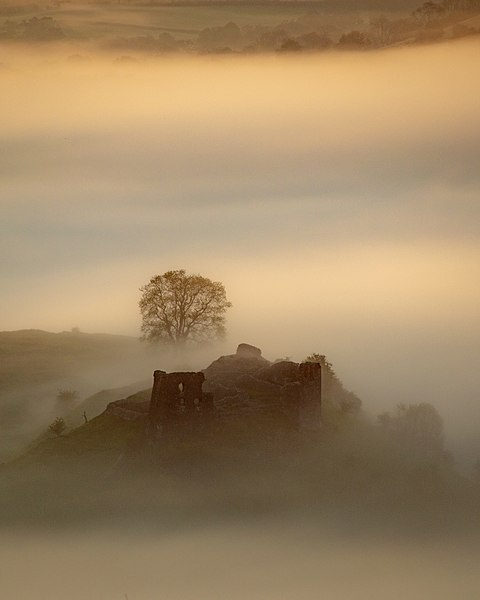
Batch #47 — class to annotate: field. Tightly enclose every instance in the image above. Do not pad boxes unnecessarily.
[0,0,417,46]
[56,4,314,39]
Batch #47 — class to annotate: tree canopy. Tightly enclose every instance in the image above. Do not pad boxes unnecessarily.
[139,270,232,346]
[48,417,66,437]
[56,389,78,405]
[378,403,445,460]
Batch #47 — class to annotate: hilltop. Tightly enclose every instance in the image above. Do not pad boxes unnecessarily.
[3,342,361,473]
[1,341,478,534]
[10,343,360,467]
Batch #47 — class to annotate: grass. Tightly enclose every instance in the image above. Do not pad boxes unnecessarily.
[50,413,141,455]
[0,329,138,394]
[9,413,143,469]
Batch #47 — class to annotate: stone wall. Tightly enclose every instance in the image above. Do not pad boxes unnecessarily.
[149,370,214,436]
[105,396,149,422]
[106,345,326,433]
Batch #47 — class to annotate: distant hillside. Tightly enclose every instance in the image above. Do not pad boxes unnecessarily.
[0,329,139,395]
[69,381,150,427]
[0,329,158,462]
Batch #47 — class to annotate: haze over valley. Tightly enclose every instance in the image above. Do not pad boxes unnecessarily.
[1,3,480,598]
[2,37,480,462]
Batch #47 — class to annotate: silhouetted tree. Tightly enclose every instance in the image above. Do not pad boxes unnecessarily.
[279,38,302,52]
[139,270,232,346]
[296,31,332,50]
[57,389,78,402]
[378,403,445,460]
[49,417,66,437]
[413,1,445,25]
[56,389,78,411]
[338,30,372,49]
[370,16,394,46]
[257,28,288,50]
[304,352,361,421]
[305,352,336,379]
[197,21,242,51]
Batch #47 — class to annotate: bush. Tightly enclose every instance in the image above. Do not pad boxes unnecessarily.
[48,417,66,437]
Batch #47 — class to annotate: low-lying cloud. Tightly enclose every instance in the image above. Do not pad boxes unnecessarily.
[1,40,479,464]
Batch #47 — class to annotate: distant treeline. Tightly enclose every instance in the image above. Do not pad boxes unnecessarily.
[0,4,40,17]
[91,0,418,9]
[105,0,480,54]
[0,0,479,47]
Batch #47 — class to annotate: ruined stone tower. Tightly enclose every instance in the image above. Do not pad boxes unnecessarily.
[149,370,214,437]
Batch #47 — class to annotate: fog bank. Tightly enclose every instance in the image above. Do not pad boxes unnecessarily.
[1,41,479,464]
[2,523,480,600]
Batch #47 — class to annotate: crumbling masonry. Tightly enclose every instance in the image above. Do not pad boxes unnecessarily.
[105,345,326,435]
[149,370,214,436]
[147,356,322,437]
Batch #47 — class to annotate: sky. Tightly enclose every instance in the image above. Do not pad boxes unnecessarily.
[1,40,480,462]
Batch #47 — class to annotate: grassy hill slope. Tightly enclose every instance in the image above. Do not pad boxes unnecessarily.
[0,329,139,395]
[0,329,156,461]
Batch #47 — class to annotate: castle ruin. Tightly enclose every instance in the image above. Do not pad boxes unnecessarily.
[149,370,214,436]
[105,344,330,439]
[146,345,322,437]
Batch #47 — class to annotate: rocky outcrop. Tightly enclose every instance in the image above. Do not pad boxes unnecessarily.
[236,343,262,358]
[255,360,299,386]
[203,343,270,388]
[199,345,323,430]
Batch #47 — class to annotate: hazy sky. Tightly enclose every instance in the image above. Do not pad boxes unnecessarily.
[1,41,480,461]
